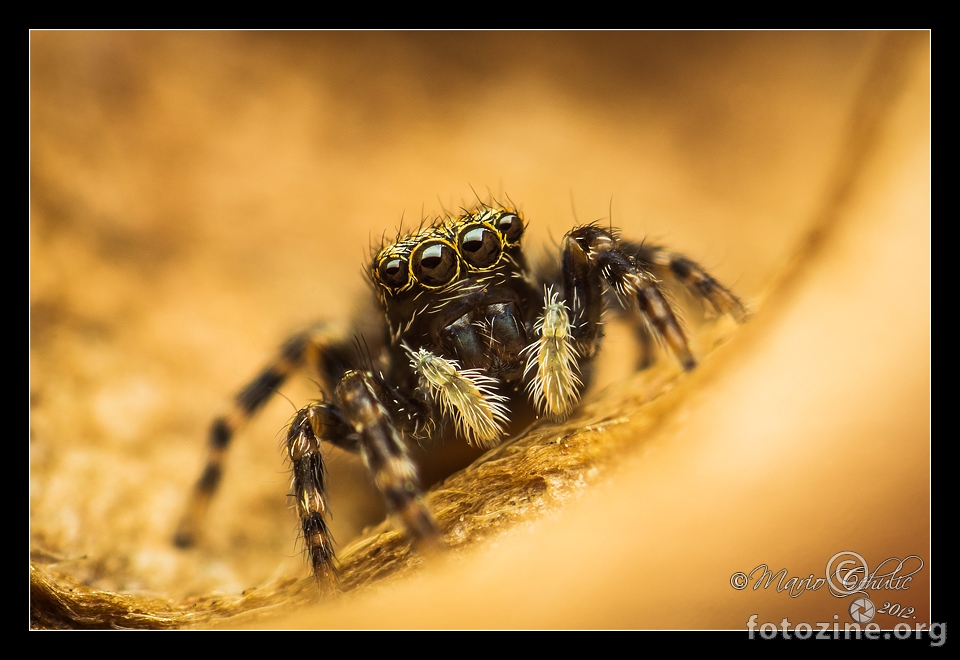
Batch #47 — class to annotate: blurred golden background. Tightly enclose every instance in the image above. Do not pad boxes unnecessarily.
[30,32,929,629]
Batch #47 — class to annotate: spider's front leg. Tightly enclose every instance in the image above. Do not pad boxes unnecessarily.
[563,225,697,370]
[287,370,438,589]
[624,242,749,324]
[284,402,355,590]
[335,370,439,555]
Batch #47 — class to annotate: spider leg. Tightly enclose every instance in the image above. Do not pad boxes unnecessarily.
[289,371,435,587]
[526,226,699,421]
[174,322,357,548]
[285,401,356,591]
[562,225,697,371]
[623,242,750,323]
[597,242,748,371]
[335,370,439,555]
[287,384,435,589]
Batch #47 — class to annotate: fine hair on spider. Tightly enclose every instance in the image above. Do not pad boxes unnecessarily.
[174,199,748,591]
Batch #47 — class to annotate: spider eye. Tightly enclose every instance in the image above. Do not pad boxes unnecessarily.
[496,213,523,243]
[377,256,409,289]
[412,241,458,287]
[459,226,502,268]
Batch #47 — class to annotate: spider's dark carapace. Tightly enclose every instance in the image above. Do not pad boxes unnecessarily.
[174,203,748,590]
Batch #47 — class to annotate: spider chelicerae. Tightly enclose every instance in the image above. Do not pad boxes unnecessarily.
[174,202,748,590]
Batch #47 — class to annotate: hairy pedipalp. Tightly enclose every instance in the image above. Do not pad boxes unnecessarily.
[524,286,582,421]
[407,347,509,448]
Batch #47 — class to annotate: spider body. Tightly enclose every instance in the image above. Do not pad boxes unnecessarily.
[174,203,748,590]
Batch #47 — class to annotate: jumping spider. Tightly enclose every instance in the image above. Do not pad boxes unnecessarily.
[174,203,748,590]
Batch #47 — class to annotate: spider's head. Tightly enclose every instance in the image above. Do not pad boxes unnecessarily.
[370,206,534,382]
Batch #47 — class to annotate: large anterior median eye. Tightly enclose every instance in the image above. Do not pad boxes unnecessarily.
[496,213,523,244]
[459,225,502,268]
[377,255,409,289]
[412,241,459,287]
